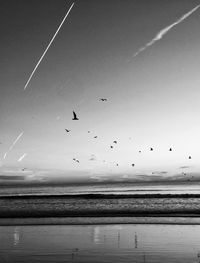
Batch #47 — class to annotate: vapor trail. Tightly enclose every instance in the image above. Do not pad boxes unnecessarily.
[133,4,200,58]
[8,132,24,151]
[23,2,75,90]
[17,153,27,162]
[3,132,24,160]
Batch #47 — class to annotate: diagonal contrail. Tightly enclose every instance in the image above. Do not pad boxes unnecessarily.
[17,153,27,162]
[133,4,200,58]
[3,132,24,160]
[23,2,75,90]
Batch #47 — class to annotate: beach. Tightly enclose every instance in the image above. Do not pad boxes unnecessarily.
[1,224,200,263]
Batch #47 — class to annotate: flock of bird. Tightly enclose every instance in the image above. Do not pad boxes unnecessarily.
[65,99,192,168]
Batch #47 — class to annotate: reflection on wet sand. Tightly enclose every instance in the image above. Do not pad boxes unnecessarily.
[1,224,200,262]
[13,226,21,246]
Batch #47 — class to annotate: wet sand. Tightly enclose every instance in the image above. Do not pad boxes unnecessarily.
[2,216,200,226]
[1,224,200,262]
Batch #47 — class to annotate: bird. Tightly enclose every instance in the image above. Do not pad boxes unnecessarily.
[169,148,172,151]
[65,129,70,133]
[113,140,117,144]
[73,158,79,163]
[189,156,192,159]
[139,150,141,153]
[72,111,79,120]
[132,163,135,167]
[110,146,113,149]
[94,136,98,138]
[116,163,119,166]
[99,98,107,101]
[150,148,153,151]
[88,131,90,133]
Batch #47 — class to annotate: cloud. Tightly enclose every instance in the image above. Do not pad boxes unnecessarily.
[133,4,200,58]
[179,166,191,169]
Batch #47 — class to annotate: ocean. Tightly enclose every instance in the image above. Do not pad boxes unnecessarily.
[1,182,200,222]
[1,182,200,262]
[1,181,200,196]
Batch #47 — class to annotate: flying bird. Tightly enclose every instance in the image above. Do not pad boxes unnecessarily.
[94,136,98,138]
[189,156,192,159]
[99,98,107,101]
[139,151,141,153]
[132,163,135,167]
[113,140,117,144]
[150,148,153,151]
[169,148,172,151]
[72,111,79,120]
[110,146,114,149]
[65,129,71,133]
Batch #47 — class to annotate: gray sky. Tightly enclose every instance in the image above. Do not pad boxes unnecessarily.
[1,0,200,182]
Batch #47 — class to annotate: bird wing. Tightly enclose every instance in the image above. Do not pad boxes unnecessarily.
[73,111,77,118]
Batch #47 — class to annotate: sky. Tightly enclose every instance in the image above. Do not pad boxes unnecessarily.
[1,0,200,183]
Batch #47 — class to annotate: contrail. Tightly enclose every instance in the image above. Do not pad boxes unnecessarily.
[17,153,27,162]
[23,2,75,90]
[3,132,24,160]
[8,132,24,151]
[133,4,200,58]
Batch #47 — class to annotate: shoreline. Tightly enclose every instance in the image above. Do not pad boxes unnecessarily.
[1,216,200,225]
[2,193,200,198]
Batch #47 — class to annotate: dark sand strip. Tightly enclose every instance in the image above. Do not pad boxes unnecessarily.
[1,216,200,225]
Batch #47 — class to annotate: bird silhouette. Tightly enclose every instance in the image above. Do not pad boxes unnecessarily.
[65,129,70,133]
[132,163,135,167]
[113,140,117,144]
[99,98,107,101]
[88,131,90,133]
[94,136,98,138]
[169,148,172,151]
[189,156,192,159]
[72,111,79,120]
[150,148,153,151]
[110,145,113,149]
[139,150,141,153]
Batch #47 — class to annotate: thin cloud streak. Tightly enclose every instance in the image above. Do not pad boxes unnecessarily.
[133,4,200,58]
[17,153,27,162]
[3,132,24,160]
[23,2,75,90]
